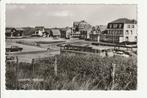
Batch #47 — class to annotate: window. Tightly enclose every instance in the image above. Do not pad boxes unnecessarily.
[135,36,137,41]
[109,24,112,28]
[119,24,122,28]
[126,36,129,41]
[132,25,134,28]
[126,30,129,35]
[113,24,117,28]
[130,30,133,35]
[128,25,130,28]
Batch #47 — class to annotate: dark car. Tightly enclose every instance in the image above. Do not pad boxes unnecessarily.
[6,46,23,52]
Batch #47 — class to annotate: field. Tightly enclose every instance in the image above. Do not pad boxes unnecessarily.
[6,53,137,90]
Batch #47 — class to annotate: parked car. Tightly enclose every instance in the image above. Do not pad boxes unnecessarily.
[6,46,23,52]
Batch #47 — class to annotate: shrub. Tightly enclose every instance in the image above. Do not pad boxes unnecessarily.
[6,54,137,90]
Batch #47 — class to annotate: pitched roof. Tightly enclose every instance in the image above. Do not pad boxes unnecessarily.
[51,29,60,35]
[110,18,137,24]
[6,27,16,33]
[95,25,107,32]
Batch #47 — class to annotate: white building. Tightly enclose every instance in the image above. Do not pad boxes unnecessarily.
[34,26,45,36]
[100,18,137,43]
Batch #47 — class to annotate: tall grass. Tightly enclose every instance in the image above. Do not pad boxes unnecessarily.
[6,54,137,90]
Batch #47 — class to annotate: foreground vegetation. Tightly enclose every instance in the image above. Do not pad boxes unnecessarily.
[6,54,137,90]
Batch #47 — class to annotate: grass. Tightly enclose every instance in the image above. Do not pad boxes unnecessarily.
[6,54,137,90]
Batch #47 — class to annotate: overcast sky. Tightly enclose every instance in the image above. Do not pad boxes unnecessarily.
[6,4,137,28]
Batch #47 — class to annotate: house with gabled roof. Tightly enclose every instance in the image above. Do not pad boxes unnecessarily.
[50,28,61,38]
[73,20,92,39]
[6,27,24,38]
[33,26,45,37]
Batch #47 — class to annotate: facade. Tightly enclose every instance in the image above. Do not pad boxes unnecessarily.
[72,21,81,38]
[100,18,137,43]
[78,20,92,39]
[34,26,45,36]
[89,25,106,42]
[50,29,61,38]
[72,20,92,39]
[60,27,72,39]
[43,28,51,37]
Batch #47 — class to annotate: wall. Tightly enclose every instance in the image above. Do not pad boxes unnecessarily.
[123,23,137,42]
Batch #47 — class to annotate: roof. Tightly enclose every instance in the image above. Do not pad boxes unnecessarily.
[110,18,137,24]
[6,27,16,33]
[51,29,61,35]
[95,25,107,32]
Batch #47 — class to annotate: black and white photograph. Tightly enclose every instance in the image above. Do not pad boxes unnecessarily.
[5,4,137,90]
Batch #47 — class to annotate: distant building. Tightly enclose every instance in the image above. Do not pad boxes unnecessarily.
[43,28,51,37]
[34,26,45,36]
[100,18,137,43]
[6,27,24,38]
[50,28,61,38]
[72,21,81,38]
[60,27,72,39]
[89,25,106,42]
[73,20,92,39]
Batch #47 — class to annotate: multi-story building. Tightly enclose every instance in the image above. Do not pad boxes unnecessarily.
[72,20,92,39]
[100,18,137,43]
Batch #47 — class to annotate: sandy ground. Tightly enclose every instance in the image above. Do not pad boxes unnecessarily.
[6,37,130,63]
[6,38,62,63]
[6,42,47,52]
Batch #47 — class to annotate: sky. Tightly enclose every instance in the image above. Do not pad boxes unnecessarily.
[6,4,137,28]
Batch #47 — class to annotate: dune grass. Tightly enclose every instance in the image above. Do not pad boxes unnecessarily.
[6,54,137,90]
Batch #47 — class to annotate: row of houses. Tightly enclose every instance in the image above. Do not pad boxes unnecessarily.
[71,18,137,43]
[6,27,63,38]
[6,18,137,43]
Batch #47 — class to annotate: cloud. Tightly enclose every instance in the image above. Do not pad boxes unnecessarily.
[53,11,73,17]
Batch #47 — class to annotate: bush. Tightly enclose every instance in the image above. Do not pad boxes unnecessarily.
[6,54,137,90]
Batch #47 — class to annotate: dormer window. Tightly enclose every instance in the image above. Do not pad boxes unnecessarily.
[119,24,122,28]
[113,24,117,28]
[109,24,112,28]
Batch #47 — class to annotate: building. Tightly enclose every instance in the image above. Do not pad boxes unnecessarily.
[60,27,72,39]
[72,21,81,38]
[100,18,137,43]
[43,28,51,37]
[22,27,35,36]
[72,20,92,39]
[50,28,61,38]
[89,25,106,42]
[6,27,24,38]
[33,26,45,36]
